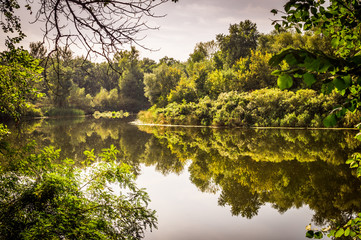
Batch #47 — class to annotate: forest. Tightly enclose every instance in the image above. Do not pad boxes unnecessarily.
[4,19,358,128]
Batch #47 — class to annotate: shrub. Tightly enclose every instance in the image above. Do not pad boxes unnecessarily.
[45,108,85,117]
[138,88,345,128]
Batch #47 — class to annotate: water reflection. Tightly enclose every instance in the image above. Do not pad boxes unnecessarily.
[5,117,361,236]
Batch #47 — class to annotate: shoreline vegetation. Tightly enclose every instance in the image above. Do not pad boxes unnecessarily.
[131,119,359,131]
[19,109,131,120]
[137,88,360,129]
[5,21,359,131]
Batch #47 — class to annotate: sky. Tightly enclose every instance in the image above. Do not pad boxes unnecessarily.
[2,0,288,62]
[138,0,288,61]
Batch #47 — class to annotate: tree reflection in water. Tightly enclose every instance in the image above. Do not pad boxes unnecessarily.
[5,117,361,232]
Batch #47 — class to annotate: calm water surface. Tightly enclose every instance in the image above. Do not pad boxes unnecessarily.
[6,117,361,240]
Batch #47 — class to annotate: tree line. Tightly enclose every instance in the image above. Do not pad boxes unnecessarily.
[138,20,354,128]
[11,18,356,129]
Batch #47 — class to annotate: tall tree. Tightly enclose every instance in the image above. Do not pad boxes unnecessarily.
[188,40,218,63]
[0,48,43,119]
[116,47,149,112]
[216,20,259,67]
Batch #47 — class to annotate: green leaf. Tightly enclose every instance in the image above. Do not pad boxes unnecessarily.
[314,231,323,239]
[306,230,315,238]
[318,59,332,73]
[311,7,317,15]
[357,167,361,177]
[335,228,344,238]
[346,159,355,164]
[342,75,352,87]
[269,51,288,66]
[303,73,317,87]
[350,55,361,64]
[304,57,321,71]
[271,70,282,76]
[328,230,336,237]
[323,114,337,127]
[278,74,293,90]
[284,2,292,12]
[271,9,278,14]
[344,227,351,236]
[285,54,298,65]
[331,37,340,47]
[350,161,359,168]
[356,132,361,141]
[333,77,347,91]
[321,82,335,94]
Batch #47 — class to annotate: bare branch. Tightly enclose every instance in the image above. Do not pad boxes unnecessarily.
[27,0,174,64]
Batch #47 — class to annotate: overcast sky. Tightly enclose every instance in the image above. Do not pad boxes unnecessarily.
[3,0,288,62]
[138,0,288,61]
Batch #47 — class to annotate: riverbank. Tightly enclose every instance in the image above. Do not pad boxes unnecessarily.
[138,89,359,129]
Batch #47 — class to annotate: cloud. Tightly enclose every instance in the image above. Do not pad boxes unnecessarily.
[138,0,288,61]
[1,0,288,62]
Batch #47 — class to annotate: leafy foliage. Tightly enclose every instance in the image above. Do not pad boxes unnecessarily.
[0,48,43,120]
[0,144,157,239]
[138,88,348,127]
[270,0,361,238]
[270,0,361,126]
[216,20,259,67]
[144,63,182,107]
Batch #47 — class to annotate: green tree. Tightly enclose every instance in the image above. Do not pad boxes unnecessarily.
[0,145,157,239]
[140,58,157,74]
[159,56,180,66]
[47,63,73,108]
[233,50,276,91]
[0,48,43,120]
[0,1,178,238]
[188,41,218,63]
[216,20,259,67]
[205,68,237,98]
[270,0,361,125]
[67,83,93,112]
[91,62,120,95]
[29,42,47,61]
[116,47,149,112]
[144,63,182,107]
[186,60,215,99]
[270,0,361,238]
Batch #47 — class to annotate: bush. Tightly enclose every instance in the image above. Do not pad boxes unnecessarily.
[22,104,43,118]
[45,108,85,117]
[138,88,345,128]
[0,145,157,239]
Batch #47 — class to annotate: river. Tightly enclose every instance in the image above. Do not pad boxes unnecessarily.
[4,116,361,240]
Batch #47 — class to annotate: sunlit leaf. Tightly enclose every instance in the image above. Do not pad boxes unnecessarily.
[350,161,359,168]
[278,74,293,90]
[346,159,355,164]
[335,229,344,238]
